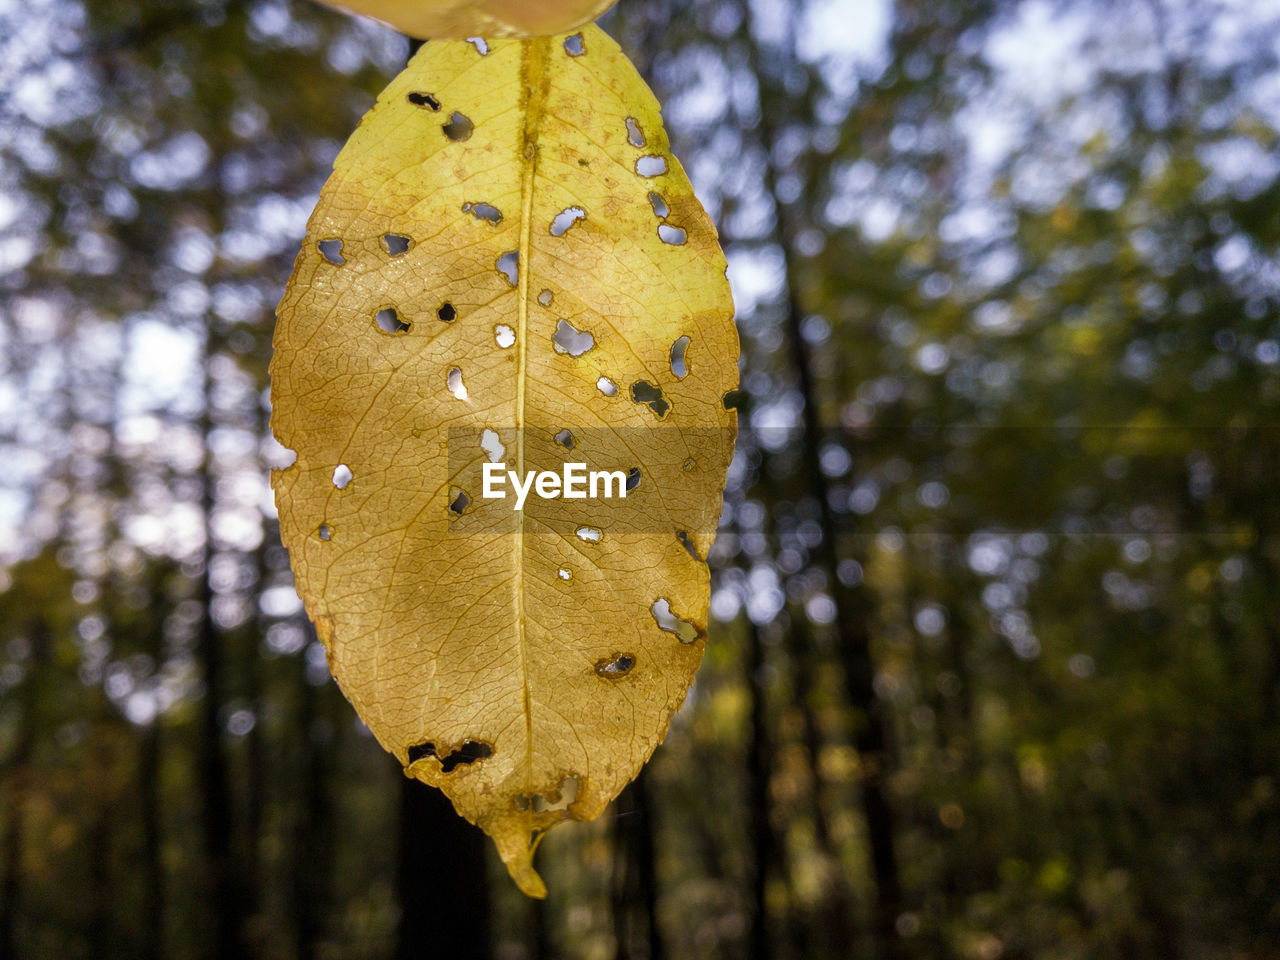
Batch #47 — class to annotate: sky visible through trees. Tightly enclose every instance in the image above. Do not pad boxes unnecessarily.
[1,0,1278,958]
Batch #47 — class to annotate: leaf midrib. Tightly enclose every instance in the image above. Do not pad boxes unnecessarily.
[514,36,551,820]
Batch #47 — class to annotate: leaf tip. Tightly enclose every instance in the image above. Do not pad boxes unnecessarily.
[500,843,548,899]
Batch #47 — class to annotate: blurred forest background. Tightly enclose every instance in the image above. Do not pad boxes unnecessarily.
[1,0,1279,958]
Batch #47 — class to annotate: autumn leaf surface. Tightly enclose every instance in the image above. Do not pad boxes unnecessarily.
[315,0,617,39]
[270,26,738,897]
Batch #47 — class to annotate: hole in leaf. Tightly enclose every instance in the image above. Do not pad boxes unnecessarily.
[558,568,572,580]
[683,458,696,471]
[407,741,436,764]
[480,428,505,462]
[626,467,641,491]
[317,523,332,541]
[518,777,580,813]
[552,318,595,356]
[408,91,441,110]
[317,239,344,264]
[495,324,515,348]
[554,428,574,449]
[375,307,411,334]
[596,376,617,396]
[670,336,690,378]
[651,598,701,643]
[538,288,554,306]
[722,389,746,411]
[440,740,492,772]
[625,117,646,147]
[412,739,493,773]
[437,302,457,322]
[595,653,635,679]
[658,224,687,245]
[384,233,411,255]
[332,464,353,489]
[447,367,468,400]
[531,776,579,813]
[466,36,489,55]
[550,206,585,237]
[463,201,503,224]
[636,155,667,177]
[442,111,474,141]
[677,529,701,561]
[448,487,470,515]
[648,192,669,218]
[497,251,519,286]
[576,526,602,543]
[564,33,585,56]
[630,380,670,418]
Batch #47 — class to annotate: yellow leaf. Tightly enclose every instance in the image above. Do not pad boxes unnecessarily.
[315,0,617,39]
[270,26,738,897]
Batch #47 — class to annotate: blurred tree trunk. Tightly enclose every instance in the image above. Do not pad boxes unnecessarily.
[611,768,663,960]
[784,614,836,856]
[88,808,111,960]
[531,894,553,960]
[1251,548,1280,725]
[743,613,773,960]
[775,201,905,960]
[939,569,985,904]
[0,750,25,960]
[291,671,321,960]
[396,778,492,960]
[748,464,848,957]
[292,655,336,960]
[139,718,165,960]
[0,622,45,960]
[244,536,271,939]
[736,3,906,952]
[782,612,856,959]
[197,346,250,960]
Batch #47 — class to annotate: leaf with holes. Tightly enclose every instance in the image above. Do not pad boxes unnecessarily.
[315,0,617,39]
[270,25,738,897]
